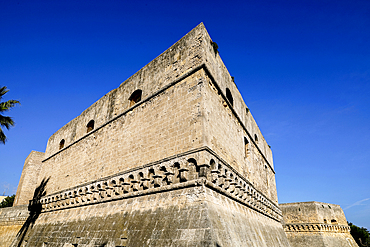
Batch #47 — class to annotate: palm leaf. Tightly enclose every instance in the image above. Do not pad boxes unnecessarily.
[0,127,6,144]
[0,86,9,100]
[0,100,20,112]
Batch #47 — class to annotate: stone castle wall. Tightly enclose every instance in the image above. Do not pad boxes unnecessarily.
[202,72,277,202]
[27,23,276,203]
[15,148,286,247]
[0,205,29,247]
[14,151,44,206]
[38,69,205,195]
[280,202,358,247]
[7,23,291,246]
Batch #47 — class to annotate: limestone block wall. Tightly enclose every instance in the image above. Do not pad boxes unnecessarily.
[281,201,347,225]
[280,202,358,247]
[43,23,272,169]
[15,177,287,247]
[34,23,276,202]
[38,69,205,195]
[200,26,273,168]
[202,72,277,203]
[0,205,29,247]
[44,22,207,158]
[14,151,44,206]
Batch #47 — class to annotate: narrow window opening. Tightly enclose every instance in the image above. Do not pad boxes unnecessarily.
[324,219,327,224]
[254,134,258,144]
[226,88,233,106]
[331,219,337,224]
[86,120,94,133]
[129,89,142,107]
[59,139,65,150]
[244,137,250,158]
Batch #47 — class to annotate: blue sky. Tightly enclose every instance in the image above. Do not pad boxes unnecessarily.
[1,0,369,228]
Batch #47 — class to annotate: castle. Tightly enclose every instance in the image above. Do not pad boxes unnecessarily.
[0,23,358,247]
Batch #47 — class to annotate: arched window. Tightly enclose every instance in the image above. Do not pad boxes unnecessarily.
[86,120,95,133]
[59,139,65,150]
[244,137,250,158]
[129,89,142,107]
[254,134,258,144]
[226,88,233,106]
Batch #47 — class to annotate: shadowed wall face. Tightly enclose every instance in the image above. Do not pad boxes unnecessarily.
[14,151,44,206]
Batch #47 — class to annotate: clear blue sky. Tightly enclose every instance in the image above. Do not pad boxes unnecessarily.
[1,0,369,229]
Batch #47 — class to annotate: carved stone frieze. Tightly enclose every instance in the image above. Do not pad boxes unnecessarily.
[284,223,350,233]
[39,148,282,222]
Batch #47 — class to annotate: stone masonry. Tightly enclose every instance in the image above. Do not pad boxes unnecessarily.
[0,23,357,247]
[280,202,358,247]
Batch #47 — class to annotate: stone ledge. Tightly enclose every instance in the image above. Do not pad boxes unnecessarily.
[284,223,350,233]
[39,148,282,222]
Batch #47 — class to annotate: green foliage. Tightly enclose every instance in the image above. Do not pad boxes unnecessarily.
[0,86,20,144]
[0,194,15,208]
[349,222,370,246]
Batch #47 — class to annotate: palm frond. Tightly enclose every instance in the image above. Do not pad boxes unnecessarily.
[0,127,6,144]
[0,115,15,129]
[0,86,9,100]
[0,100,20,113]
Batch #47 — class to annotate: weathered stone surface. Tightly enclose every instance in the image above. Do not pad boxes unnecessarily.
[0,205,29,247]
[5,23,291,246]
[280,202,358,247]
[14,151,44,206]
[13,186,289,247]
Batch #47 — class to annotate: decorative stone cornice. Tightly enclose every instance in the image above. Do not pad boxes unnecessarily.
[39,148,282,222]
[284,223,350,233]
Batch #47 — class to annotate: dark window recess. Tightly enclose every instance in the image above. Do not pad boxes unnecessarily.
[86,120,95,133]
[226,88,233,106]
[129,89,142,107]
[59,139,65,150]
[244,137,250,158]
